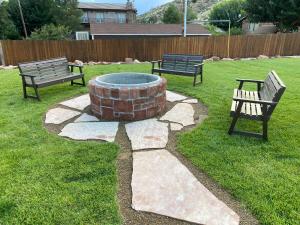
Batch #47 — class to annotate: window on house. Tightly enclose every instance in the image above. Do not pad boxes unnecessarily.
[76,32,89,40]
[118,13,126,23]
[81,12,88,23]
[96,13,104,23]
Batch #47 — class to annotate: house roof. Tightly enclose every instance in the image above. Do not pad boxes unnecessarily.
[90,24,211,36]
[78,2,135,11]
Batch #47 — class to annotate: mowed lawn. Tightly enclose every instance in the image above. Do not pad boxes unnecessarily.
[0,58,299,225]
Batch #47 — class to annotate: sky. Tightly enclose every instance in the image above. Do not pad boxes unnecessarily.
[80,0,173,15]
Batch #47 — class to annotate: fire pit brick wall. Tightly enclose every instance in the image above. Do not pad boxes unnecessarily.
[89,78,167,121]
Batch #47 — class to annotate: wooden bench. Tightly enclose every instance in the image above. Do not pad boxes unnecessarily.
[151,54,204,86]
[228,71,286,140]
[18,57,85,101]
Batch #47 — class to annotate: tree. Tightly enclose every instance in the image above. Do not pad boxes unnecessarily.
[162,4,181,24]
[7,0,55,36]
[162,4,197,24]
[52,0,82,31]
[244,0,300,32]
[0,1,20,39]
[7,0,82,37]
[187,7,197,22]
[29,24,71,40]
[209,0,246,30]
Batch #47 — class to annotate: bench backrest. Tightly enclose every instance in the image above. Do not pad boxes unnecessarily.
[259,71,286,115]
[161,54,203,73]
[18,57,70,83]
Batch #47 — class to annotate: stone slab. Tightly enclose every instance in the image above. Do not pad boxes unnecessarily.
[160,103,194,126]
[45,108,81,124]
[59,122,119,142]
[132,150,240,225]
[125,119,168,150]
[170,123,183,131]
[183,98,198,104]
[60,94,90,110]
[74,113,99,122]
[166,90,187,102]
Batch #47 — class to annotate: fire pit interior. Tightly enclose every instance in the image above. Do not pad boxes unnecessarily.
[89,73,167,121]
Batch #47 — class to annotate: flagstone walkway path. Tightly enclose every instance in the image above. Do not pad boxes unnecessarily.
[44,91,240,225]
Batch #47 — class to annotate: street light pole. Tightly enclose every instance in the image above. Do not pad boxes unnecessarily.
[17,0,28,38]
[183,0,188,37]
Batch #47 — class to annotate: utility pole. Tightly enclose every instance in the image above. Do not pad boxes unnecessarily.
[17,0,28,38]
[183,0,188,37]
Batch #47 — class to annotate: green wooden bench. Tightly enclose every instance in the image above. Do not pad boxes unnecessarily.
[151,54,204,86]
[228,71,286,140]
[18,57,85,101]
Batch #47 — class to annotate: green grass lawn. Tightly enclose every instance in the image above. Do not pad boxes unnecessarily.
[0,58,299,225]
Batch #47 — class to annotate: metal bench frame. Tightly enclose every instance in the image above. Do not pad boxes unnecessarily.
[151,54,204,86]
[18,57,85,101]
[228,71,286,140]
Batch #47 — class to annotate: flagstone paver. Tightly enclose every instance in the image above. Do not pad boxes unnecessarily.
[132,150,240,225]
[160,103,195,126]
[183,98,198,104]
[74,113,99,122]
[166,90,187,102]
[125,119,168,150]
[59,122,119,142]
[45,107,81,124]
[170,123,183,131]
[60,94,90,110]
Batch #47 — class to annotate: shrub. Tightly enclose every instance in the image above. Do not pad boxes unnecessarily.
[29,24,71,40]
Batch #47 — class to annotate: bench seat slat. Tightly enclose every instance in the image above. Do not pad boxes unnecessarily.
[231,89,263,119]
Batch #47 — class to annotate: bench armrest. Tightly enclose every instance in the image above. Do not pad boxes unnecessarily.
[151,60,162,69]
[68,63,83,68]
[233,97,277,105]
[20,73,36,78]
[68,63,84,74]
[194,63,204,74]
[236,78,264,91]
[194,63,204,67]
[236,79,264,83]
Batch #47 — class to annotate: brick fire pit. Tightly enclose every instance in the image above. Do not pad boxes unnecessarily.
[89,73,167,121]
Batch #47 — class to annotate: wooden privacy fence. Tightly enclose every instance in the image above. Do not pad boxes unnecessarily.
[1,32,300,65]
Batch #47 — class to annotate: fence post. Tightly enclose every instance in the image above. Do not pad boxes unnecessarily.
[0,41,5,66]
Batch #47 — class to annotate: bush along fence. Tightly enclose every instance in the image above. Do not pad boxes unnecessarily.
[1,32,300,66]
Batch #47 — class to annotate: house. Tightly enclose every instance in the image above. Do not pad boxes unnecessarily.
[89,23,211,39]
[75,1,210,40]
[239,17,277,34]
[76,1,137,40]
[78,1,136,25]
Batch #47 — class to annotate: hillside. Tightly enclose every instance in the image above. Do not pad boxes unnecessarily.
[137,0,222,23]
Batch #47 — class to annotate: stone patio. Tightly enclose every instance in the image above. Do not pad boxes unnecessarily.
[44,91,240,225]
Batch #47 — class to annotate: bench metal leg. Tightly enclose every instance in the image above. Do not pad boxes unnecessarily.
[193,73,202,86]
[228,116,239,135]
[22,80,28,99]
[262,120,268,140]
[71,77,85,86]
[228,102,243,135]
[229,118,269,140]
[200,71,203,83]
[33,86,41,101]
